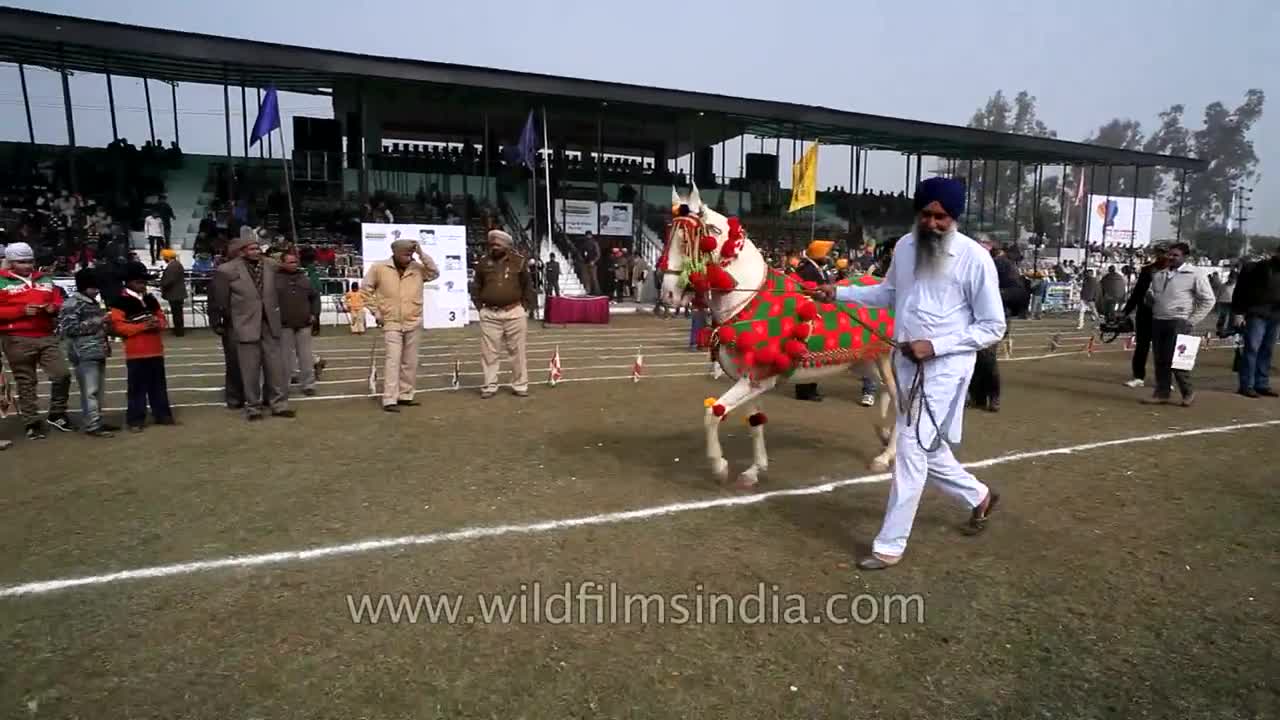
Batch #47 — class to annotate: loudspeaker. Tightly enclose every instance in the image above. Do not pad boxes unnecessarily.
[695,147,715,186]
[744,153,778,182]
[293,117,341,152]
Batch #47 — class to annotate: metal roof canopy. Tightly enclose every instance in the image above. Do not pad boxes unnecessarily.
[0,7,1207,172]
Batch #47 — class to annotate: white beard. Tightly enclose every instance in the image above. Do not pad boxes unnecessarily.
[914,229,955,277]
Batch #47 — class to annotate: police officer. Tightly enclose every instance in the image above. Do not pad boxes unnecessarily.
[471,230,536,398]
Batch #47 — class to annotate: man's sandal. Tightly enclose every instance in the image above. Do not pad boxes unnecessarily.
[963,490,1000,535]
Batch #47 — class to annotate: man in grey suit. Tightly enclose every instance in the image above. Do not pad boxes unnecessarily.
[210,234,294,421]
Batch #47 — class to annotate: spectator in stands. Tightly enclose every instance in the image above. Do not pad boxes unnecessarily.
[1121,244,1168,389]
[155,194,174,243]
[210,234,293,421]
[343,281,367,334]
[277,251,321,397]
[1230,244,1280,398]
[56,268,116,438]
[470,230,535,399]
[1141,242,1214,407]
[109,262,176,432]
[1076,269,1102,330]
[545,253,561,297]
[361,239,439,412]
[578,232,601,296]
[158,249,187,337]
[0,242,74,439]
[1100,265,1127,318]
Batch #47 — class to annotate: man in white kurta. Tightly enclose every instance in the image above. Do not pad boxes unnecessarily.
[817,178,1006,570]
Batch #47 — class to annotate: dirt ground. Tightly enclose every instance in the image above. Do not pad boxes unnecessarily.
[1,315,1277,719]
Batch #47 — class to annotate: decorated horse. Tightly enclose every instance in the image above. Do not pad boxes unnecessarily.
[658,185,898,489]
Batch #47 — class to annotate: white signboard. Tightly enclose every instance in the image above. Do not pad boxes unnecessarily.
[361,223,470,328]
[597,202,634,237]
[553,199,598,235]
[1086,195,1155,247]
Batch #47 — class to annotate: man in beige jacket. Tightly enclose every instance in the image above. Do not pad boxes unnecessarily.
[471,229,536,398]
[361,239,440,412]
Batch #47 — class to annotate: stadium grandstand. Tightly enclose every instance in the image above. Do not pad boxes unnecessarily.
[1,6,1207,311]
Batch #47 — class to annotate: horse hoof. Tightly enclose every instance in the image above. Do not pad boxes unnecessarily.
[876,427,892,445]
[734,471,760,490]
[870,457,892,473]
[710,459,730,482]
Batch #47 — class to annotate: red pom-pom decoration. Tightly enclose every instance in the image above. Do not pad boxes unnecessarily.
[754,346,777,367]
[687,271,708,292]
[712,403,726,417]
[727,217,744,242]
[773,354,792,373]
[783,339,807,357]
[720,238,741,259]
[736,330,760,348]
[717,326,738,345]
[796,301,818,321]
[705,264,737,292]
[747,412,768,427]
[793,324,811,340]
[740,351,755,368]
[698,235,719,253]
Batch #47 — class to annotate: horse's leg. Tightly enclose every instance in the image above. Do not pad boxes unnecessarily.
[736,377,778,489]
[870,354,898,472]
[704,376,772,483]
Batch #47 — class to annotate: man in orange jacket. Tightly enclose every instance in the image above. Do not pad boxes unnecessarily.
[108,262,175,432]
[0,241,74,439]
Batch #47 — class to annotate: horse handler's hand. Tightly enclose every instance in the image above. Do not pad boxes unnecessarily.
[900,340,935,362]
[808,284,836,303]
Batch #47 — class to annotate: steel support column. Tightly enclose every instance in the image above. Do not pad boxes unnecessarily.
[18,63,35,143]
[143,78,155,144]
[241,85,249,158]
[171,82,179,147]
[105,69,118,141]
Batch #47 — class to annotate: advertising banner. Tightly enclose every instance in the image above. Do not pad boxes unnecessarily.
[361,223,470,328]
[1085,195,1155,247]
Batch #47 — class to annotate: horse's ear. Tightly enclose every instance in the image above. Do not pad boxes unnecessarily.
[688,182,703,212]
[671,187,681,207]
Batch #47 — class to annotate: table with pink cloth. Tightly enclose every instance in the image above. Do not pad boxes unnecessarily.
[545,295,610,324]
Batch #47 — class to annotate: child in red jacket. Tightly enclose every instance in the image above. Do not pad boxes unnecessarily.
[0,241,74,439]
[109,262,174,432]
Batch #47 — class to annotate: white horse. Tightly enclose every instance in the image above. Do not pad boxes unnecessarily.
[658,185,897,489]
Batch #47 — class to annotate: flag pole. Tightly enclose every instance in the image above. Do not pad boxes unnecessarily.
[277,125,298,244]
[541,106,553,256]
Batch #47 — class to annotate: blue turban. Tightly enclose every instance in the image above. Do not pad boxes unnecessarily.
[913,177,966,220]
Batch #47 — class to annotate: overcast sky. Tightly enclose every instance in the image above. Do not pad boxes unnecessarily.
[3,0,1277,234]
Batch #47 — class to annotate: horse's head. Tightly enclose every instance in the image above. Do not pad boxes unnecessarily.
[659,184,745,307]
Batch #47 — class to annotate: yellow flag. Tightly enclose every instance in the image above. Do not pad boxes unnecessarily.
[789,141,819,212]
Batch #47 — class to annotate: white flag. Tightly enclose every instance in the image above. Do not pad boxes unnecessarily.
[549,346,562,387]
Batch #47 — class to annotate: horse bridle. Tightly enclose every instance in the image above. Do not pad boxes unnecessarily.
[661,214,705,276]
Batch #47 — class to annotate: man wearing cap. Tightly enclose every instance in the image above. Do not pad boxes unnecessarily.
[471,229,536,398]
[811,177,1005,570]
[360,238,439,412]
[210,234,293,421]
[158,248,187,337]
[0,241,75,439]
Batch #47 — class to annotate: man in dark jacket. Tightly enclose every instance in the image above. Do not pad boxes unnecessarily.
[793,241,832,402]
[1121,244,1168,388]
[277,250,321,397]
[158,248,187,337]
[1230,244,1280,398]
[1100,265,1127,318]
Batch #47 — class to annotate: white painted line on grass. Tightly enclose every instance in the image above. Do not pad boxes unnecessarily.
[3,419,1276,599]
